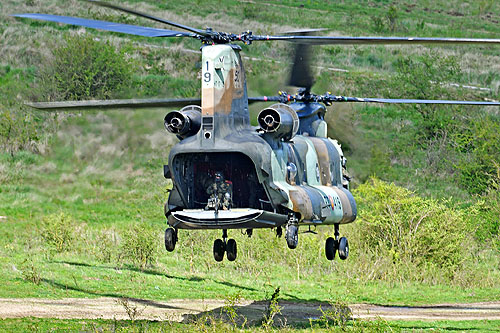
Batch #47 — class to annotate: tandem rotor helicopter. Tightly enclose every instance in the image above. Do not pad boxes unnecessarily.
[15,1,500,262]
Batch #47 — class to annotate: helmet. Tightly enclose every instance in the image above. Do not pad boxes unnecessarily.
[214,171,224,183]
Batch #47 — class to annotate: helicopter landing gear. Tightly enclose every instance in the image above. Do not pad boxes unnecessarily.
[226,239,237,261]
[276,226,283,238]
[285,214,299,249]
[338,236,349,260]
[213,239,225,262]
[325,224,349,260]
[213,229,237,262]
[325,237,336,260]
[164,227,177,252]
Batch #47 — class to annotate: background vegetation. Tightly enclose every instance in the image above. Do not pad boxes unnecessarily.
[1,0,500,330]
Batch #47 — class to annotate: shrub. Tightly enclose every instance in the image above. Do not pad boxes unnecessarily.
[0,66,47,154]
[120,223,158,269]
[388,52,462,139]
[40,34,134,101]
[352,178,470,278]
[40,212,75,252]
[471,167,500,245]
[20,259,41,285]
[318,300,352,330]
[371,5,401,32]
[0,108,41,155]
[454,116,500,194]
[92,228,117,263]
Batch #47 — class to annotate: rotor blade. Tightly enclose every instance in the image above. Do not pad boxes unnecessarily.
[12,14,192,38]
[289,43,314,90]
[87,0,206,37]
[285,30,326,91]
[332,96,500,105]
[252,35,500,45]
[26,98,201,110]
[248,96,282,104]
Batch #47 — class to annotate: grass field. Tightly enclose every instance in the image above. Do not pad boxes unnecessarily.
[1,317,500,332]
[1,0,500,331]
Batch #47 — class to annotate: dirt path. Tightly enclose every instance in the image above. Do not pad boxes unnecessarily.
[1,298,500,323]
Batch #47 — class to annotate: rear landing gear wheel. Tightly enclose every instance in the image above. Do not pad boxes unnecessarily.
[164,228,177,252]
[338,237,349,260]
[286,224,298,249]
[213,239,225,262]
[325,237,337,260]
[226,239,237,261]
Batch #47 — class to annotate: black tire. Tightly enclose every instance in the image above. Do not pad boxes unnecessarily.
[213,239,225,262]
[286,224,298,249]
[338,237,349,260]
[226,239,237,261]
[325,237,337,260]
[164,228,176,252]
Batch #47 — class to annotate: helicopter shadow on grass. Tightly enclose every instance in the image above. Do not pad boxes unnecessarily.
[180,299,347,328]
[182,302,496,331]
[50,260,299,299]
[54,260,204,282]
[38,276,347,328]
[39,278,183,311]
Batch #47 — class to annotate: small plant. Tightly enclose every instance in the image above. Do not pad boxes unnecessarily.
[261,287,283,330]
[222,292,246,329]
[92,228,117,263]
[318,300,352,329]
[20,259,41,285]
[386,5,399,32]
[117,298,146,321]
[371,5,400,32]
[371,16,385,33]
[120,223,158,269]
[0,66,45,155]
[40,212,75,253]
[242,4,258,19]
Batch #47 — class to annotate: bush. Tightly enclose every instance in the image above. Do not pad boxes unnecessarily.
[40,212,75,252]
[40,34,134,101]
[352,178,470,279]
[91,228,117,263]
[20,258,41,285]
[0,66,49,154]
[454,116,500,194]
[388,52,462,139]
[371,5,401,32]
[471,168,500,245]
[120,223,158,269]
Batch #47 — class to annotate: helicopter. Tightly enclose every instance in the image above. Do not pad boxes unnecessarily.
[14,1,500,262]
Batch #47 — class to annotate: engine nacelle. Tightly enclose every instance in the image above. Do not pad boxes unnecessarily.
[258,103,299,141]
[164,105,201,139]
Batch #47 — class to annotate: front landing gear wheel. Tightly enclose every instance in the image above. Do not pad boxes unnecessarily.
[338,237,349,260]
[226,239,237,261]
[213,239,225,262]
[325,237,337,260]
[286,224,298,249]
[164,228,177,252]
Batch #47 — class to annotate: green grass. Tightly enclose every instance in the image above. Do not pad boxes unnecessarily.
[1,317,500,332]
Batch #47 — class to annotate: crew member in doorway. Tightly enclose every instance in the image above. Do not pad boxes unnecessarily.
[205,171,232,211]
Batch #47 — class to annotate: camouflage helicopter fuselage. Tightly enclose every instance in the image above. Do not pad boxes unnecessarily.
[165,44,357,230]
